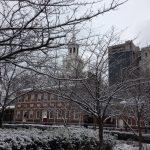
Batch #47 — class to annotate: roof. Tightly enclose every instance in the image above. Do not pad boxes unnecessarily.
[0,105,15,110]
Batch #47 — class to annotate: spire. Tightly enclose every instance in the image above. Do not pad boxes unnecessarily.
[68,26,79,57]
[71,25,76,43]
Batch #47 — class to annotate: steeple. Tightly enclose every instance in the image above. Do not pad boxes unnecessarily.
[68,27,79,57]
[63,29,84,77]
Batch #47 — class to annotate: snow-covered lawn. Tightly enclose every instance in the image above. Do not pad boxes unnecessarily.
[0,127,114,150]
[0,126,150,150]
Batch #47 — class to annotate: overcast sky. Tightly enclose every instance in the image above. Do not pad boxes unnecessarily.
[91,0,150,47]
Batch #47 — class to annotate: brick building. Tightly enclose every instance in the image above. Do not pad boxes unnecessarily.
[14,90,84,125]
[14,33,85,125]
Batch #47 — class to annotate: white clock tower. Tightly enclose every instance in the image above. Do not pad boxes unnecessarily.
[63,33,84,77]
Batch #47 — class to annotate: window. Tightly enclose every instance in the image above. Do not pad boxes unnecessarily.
[51,94,54,100]
[65,111,70,119]
[60,110,69,119]
[37,93,42,101]
[32,93,37,101]
[73,47,76,53]
[37,103,41,107]
[36,110,41,119]
[29,110,34,119]
[57,102,62,107]
[58,96,63,101]
[70,48,72,54]
[57,110,62,119]
[43,93,48,101]
[49,110,54,119]
[51,94,58,100]
[23,111,28,119]
[54,95,58,100]
[24,104,28,108]
[43,103,47,107]
[65,103,70,109]
[48,94,51,101]
[62,110,65,119]
[17,104,21,108]
[50,102,55,107]
[73,110,79,120]
[17,111,21,119]
[30,104,34,108]
[42,110,47,118]
[24,95,28,102]
[31,94,35,101]
[18,96,23,102]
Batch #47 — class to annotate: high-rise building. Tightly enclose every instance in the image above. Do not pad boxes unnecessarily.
[140,46,150,78]
[108,41,140,85]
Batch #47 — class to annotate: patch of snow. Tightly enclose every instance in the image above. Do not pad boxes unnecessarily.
[113,143,137,150]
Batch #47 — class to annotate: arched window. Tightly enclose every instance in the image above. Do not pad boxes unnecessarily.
[70,48,72,54]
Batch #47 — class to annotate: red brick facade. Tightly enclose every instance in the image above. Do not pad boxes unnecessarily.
[14,91,84,125]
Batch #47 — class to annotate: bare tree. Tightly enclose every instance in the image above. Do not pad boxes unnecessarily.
[0,63,34,127]
[0,0,126,78]
[53,29,124,150]
[0,0,128,147]
[116,79,150,150]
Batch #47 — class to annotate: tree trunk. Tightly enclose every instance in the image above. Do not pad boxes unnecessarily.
[0,117,3,128]
[0,107,5,128]
[98,117,104,150]
[138,126,143,150]
[137,112,143,150]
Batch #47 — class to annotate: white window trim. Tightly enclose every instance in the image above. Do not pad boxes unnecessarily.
[73,110,79,120]
[65,110,69,119]
[23,110,28,118]
[31,94,35,101]
[43,93,48,101]
[37,93,42,101]
[49,111,54,119]
[57,110,62,119]
[29,110,34,119]
[24,95,28,102]
[17,110,21,119]
[36,111,41,119]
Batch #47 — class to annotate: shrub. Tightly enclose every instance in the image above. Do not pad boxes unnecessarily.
[0,127,115,150]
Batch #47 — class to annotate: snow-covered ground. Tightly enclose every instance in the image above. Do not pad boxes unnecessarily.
[114,143,136,150]
[0,127,114,149]
[0,126,150,150]
[114,141,150,150]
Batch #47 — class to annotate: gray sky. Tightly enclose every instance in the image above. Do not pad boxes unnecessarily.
[91,0,150,47]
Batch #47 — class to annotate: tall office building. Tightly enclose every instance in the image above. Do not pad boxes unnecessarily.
[108,41,140,85]
[140,46,150,78]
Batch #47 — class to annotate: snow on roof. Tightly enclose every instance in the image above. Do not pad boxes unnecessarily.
[21,88,33,92]
[20,84,76,92]
[120,101,127,104]
[0,105,15,110]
